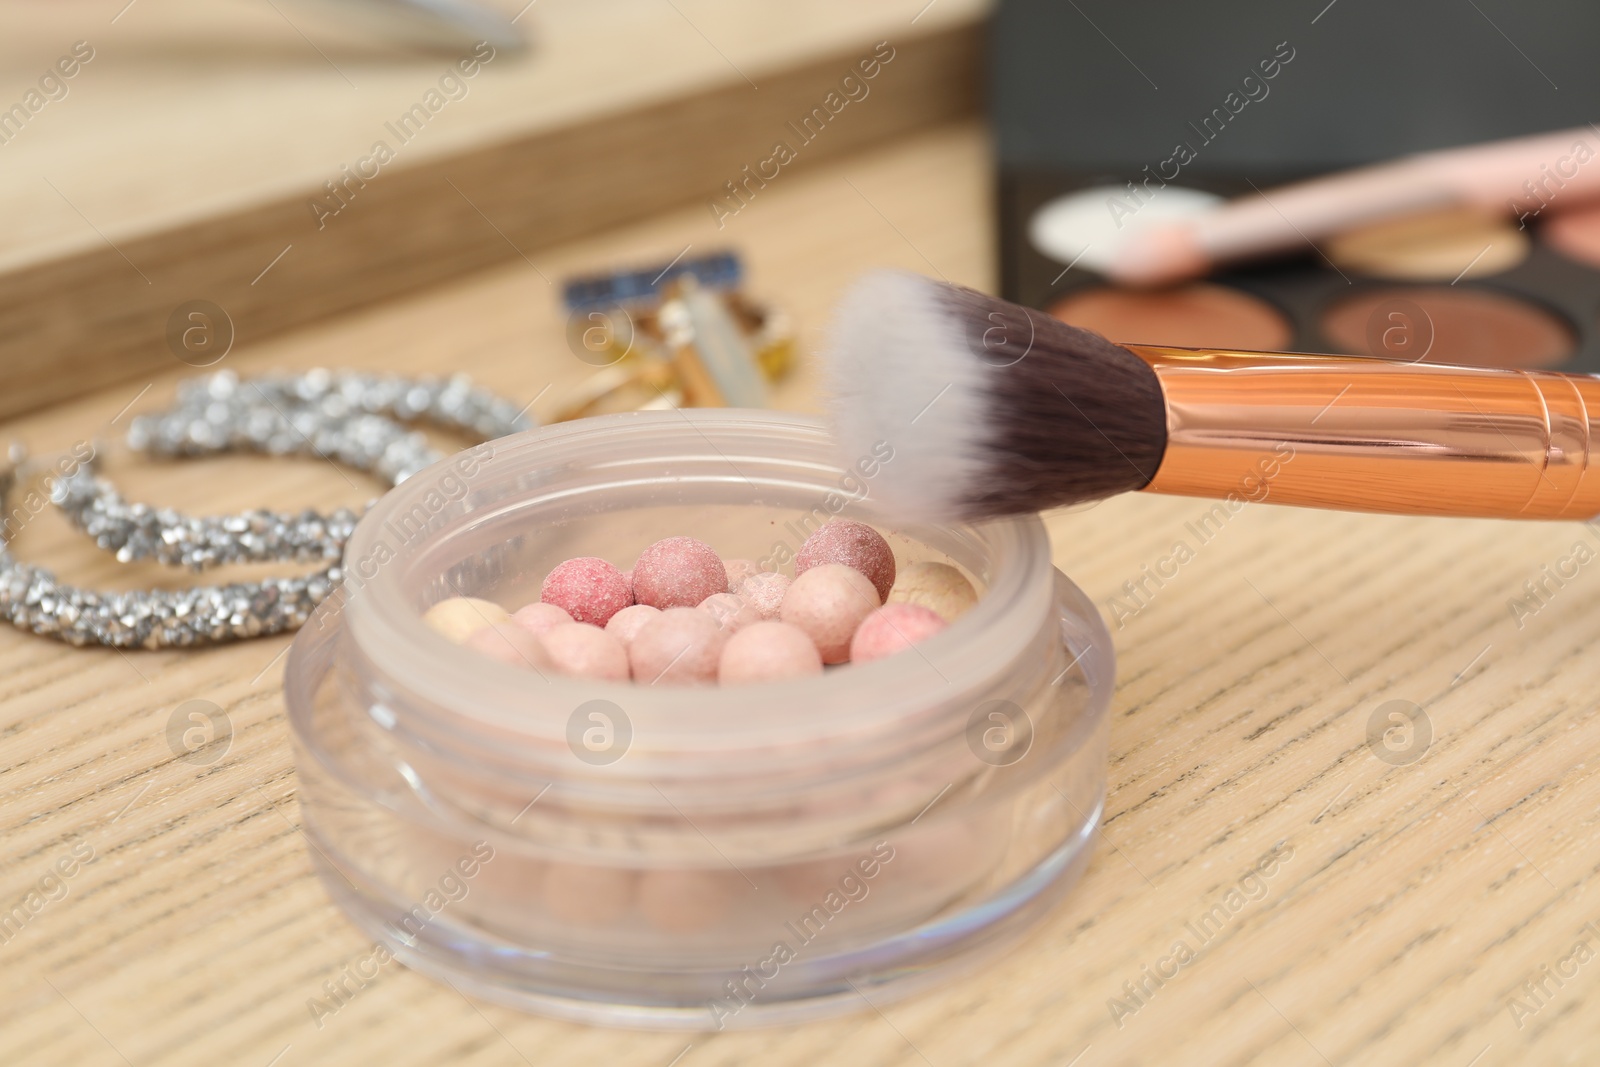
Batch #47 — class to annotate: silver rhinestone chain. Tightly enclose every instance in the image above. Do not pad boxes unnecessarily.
[54,479,359,570]
[0,369,531,649]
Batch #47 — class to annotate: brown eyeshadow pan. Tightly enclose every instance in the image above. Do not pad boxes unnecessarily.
[1048,284,1292,351]
[1320,287,1573,368]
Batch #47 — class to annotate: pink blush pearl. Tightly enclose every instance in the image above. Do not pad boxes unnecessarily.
[604,603,661,648]
[718,621,823,684]
[511,601,574,636]
[539,623,631,681]
[540,557,633,626]
[629,607,727,685]
[464,621,552,672]
[738,571,791,619]
[849,603,948,664]
[632,537,726,609]
[796,520,896,603]
[780,563,880,664]
[698,592,762,634]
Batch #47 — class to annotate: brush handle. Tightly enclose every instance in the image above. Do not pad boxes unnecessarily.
[1109,127,1600,285]
[1125,345,1600,520]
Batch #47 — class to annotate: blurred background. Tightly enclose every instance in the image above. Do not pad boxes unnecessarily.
[2,0,983,424]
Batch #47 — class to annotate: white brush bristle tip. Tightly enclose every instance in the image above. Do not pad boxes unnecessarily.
[823,270,988,524]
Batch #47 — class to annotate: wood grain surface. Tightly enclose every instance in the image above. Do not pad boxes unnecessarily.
[3,121,1599,1067]
[0,0,982,422]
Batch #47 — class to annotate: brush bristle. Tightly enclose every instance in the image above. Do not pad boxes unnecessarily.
[824,271,1167,522]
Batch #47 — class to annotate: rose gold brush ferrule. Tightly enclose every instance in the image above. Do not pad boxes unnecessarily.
[1124,345,1600,520]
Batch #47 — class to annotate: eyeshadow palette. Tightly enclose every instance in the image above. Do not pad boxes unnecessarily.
[1002,172,1600,373]
[990,0,1600,374]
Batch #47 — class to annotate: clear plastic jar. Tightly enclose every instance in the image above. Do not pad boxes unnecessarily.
[284,410,1113,1029]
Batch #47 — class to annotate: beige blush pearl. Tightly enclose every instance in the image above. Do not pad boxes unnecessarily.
[511,601,574,636]
[718,621,823,684]
[697,592,762,634]
[604,603,661,648]
[888,561,979,622]
[423,596,511,643]
[540,622,630,681]
[779,563,880,664]
[464,621,553,672]
[628,607,727,686]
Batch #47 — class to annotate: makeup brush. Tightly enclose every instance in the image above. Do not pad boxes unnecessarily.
[825,270,1600,524]
[1101,126,1600,288]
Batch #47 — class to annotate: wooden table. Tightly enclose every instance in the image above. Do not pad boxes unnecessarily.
[3,121,1598,1067]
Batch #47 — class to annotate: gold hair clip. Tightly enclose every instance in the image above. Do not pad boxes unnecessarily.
[552,251,793,422]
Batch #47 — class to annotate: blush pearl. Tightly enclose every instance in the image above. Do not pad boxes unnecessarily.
[423,596,511,643]
[718,621,823,684]
[698,592,762,634]
[737,571,791,619]
[511,601,575,637]
[540,622,631,681]
[540,557,633,626]
[796,520,896,603]
[849,603,948,664]
[888,561,979,622]
[780,563,880,664]
[604,603,662,648]
[632,536,727,609]
[464,621,553,671]
[629,607,728,685]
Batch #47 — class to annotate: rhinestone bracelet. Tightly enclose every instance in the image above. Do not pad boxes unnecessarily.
[53,468,361,571]
[0,369,531,649]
